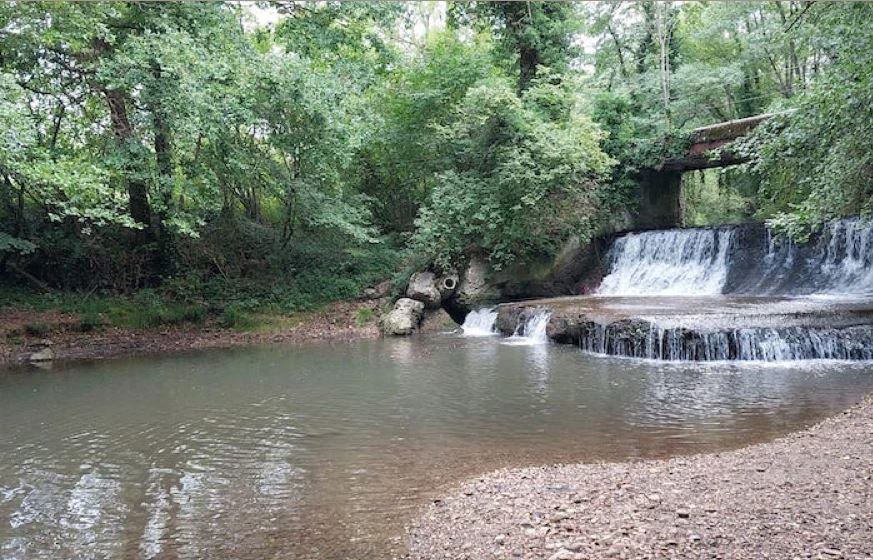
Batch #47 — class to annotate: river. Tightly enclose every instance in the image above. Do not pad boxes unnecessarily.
[2,334,872,559]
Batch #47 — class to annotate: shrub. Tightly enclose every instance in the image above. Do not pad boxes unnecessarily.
[355,307,375,326]
[77,312,106,332]
[24,322,50,337]
[220,304,258,330]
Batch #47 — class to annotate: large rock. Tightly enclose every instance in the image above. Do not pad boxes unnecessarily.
[27,339,55,362]
[436,272,459,299]
[380,298,425,336]
[458,256,490,303]
[406,272,442,309]
[362,279,392,300]
[442,256,500,323]
[418,308,458,333]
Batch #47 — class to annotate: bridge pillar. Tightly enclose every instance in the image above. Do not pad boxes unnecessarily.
[634,169,683,230]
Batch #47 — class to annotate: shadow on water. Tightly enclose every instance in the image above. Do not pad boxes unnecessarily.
[1,334,872,559]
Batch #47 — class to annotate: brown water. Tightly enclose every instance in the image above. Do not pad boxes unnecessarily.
[1,334,872,559]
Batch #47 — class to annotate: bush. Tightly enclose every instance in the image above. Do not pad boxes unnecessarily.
[411,76,614,271]
[24,322,50,337]
[77,312,106,332]
[220,304,258,330]
[355,307,375,326]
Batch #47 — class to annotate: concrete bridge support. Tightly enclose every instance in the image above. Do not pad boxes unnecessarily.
[634,169,683,230]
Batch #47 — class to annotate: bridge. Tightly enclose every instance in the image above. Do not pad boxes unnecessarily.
[634,112,782,229]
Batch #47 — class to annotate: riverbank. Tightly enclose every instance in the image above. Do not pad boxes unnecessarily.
[407,394,873,559]
[0,298,385,367]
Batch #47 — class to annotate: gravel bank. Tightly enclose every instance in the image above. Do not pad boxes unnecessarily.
[407,396,873,560]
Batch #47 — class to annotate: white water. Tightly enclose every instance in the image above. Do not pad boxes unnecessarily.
[504,311,552,346]
[598,228,733,296]
[817,218,873,295]
[460,308,499,337]
[576,323,873,362]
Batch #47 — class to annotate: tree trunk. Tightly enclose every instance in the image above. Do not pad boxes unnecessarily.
[518,45,539,94]
[105,88,152,231]
[151,63,175,274]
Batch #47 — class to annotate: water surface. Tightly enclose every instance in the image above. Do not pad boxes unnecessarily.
[1,335,872,559]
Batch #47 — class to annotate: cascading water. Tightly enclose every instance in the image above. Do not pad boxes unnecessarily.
[504,310,552,346]
[574,322,873,362]
[544,217,873,361]
[599,218,873,297]
[460,308,499,337]
[813,218,873,295]
[597,228,734,296]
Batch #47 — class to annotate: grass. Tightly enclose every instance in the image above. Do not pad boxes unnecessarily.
[355,307,375,326]
[0,254,396,335]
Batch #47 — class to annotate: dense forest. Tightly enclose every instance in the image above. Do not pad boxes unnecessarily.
[1,1,871,328]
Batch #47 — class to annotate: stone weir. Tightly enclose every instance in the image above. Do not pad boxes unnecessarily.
[495,296,873,361]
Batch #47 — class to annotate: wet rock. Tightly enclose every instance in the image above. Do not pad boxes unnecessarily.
[406,272,442,309]
[27,339,55,362]
[380,298,425,336]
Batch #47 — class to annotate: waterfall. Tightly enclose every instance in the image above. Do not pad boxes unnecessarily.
[597,218,873,297]
[460,308,499,337]
[817,218,873,295]
[575,323,873,362]
[504,310,552,346]
[598,228,734,296]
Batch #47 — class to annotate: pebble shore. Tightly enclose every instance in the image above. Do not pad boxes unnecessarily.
[407,396,873,560]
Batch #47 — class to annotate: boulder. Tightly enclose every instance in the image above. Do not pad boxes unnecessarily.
[442,256,500,323]
[380,298,425,336]
[436,272,459,299]
[418,308,458,333]
[362,279,393,300]
[28,339,55,362]
[406,272,442,309]
[458,256,490,303]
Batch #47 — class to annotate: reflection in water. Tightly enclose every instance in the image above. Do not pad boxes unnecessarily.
[0,337,872,559]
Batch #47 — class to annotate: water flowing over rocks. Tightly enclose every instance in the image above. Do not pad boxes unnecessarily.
[600,218,873,297]
[406,395,873,559]
[487,218,873,361]
[496,297,873,361]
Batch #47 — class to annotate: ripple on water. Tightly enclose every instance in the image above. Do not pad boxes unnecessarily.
[0,336,872,558]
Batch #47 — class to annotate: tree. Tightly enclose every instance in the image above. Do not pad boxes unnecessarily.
[450,2,579,93]
[412,75,613,270]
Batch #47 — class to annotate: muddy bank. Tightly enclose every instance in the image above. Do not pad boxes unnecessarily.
[0,299,384,367]
[407,395,873,559]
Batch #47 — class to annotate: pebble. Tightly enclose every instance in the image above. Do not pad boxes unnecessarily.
[407,397,873,560]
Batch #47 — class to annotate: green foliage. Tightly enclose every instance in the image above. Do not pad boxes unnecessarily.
[681,169,756,226]
[77,312,107,333]
[746,3,873,228]
[452,2,580,91]
[2,0,871,309]
[355,307,375,326]
[357,31,497,232]
[219,304,257,331]
[412,76,613,270]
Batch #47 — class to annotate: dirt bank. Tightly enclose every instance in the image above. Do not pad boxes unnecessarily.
[0,299,384,367]
[407,395,873,560]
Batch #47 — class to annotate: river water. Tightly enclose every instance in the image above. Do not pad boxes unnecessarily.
[2,335,872,559]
